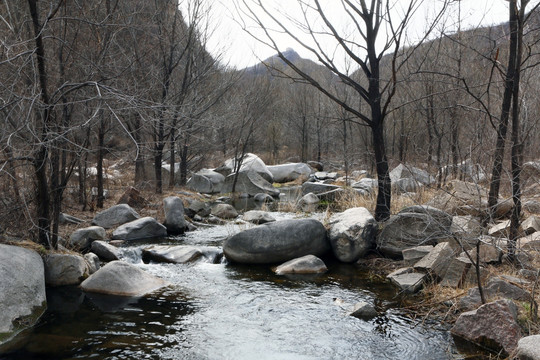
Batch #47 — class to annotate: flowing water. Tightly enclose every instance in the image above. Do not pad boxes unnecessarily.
[1,212,460,360]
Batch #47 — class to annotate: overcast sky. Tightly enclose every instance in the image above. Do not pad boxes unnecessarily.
[196,0,531,70]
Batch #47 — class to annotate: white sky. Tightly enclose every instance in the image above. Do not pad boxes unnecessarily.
[194,0,530,70]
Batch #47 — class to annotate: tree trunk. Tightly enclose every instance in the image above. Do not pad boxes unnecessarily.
[169,124,176,188]
[372,120,391,221]
[97,112,105,208]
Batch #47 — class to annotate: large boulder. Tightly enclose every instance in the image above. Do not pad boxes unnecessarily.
[274,255,328,275]
[92,204,140,229]
[211,203,238,219]
[222,171,279,197]
[111,217,168,241]
[80,261,168,296]
[451,299,521,357]
[223,219,330,264]
[516,335,540,360]
[377,211,452,258]
[390,164,434,185]
[328,207,378,262]
[216,153,274,183]
[163,196,187,235]
[267,163,313,183]
[67,226,107,251]
[0,244,46,344]
[351,178,378,194]
[44,253,89,286]
[187,169,225,194]
[91,241,120,262]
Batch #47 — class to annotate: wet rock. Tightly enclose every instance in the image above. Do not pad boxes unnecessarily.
[377,212,452,258]
[413,242,455,280]
[522,215,540,235]
[350,301,378,319]
[222,171,279,197]
[402,245,434,265]
[44,253,89,286]
[211,203,238,219]
[67,226,106,251]
[516,335,540,360]
[111,217,167,241]
[91,241,120,262]
[451,299,521,357]
[328,207,378,262]
[267,163,312,183]
[224,219,330,264]
[0,244,46,344]
[142,245,222,264]
[80,260,168,296]
[301,182,340,195]
[274,255,327,275]
[242,210,276,224]
[92,204,140,229]
[187,169,225,194]
[163,196,187,235]
[84,253,101,274]
[117,186,147,209]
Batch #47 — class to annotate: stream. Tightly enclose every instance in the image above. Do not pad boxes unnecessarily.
[1,212,460,359]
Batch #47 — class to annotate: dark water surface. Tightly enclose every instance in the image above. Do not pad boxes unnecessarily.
[1,213,459,360]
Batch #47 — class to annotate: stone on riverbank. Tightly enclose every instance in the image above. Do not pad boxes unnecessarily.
[91,241,120,262]
[67,226,106,251]
[80,261,168,296]
[242,210,276,224]
[44,253,89,286]
[0,244,46,345]
[163,196,187,235]
[92,204,140,229]
[516,335,540,360]
[328,207,378,262]
[224,219,330,264]
[112,217,168,241]
[451,299,521,357]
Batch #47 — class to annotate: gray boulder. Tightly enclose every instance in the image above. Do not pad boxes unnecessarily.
[111,217,168,241]
[523,200,540,214]
[267,163,312,183]
[44,253,89,286]
[390,164,434,185]
[516,335,540,360]
[222,171,279,197]
[84,253,101,274]
[398,205,453,228]
[92,204,140,229]
[91,240,120,262]
[242,210,276,224]
[254,193,274,203]
[186,169,225,194]
[142,245,222,264]
[458,277,531,310]
[413,242,455,280]
[522,215,540,235]
[350,301,378,319]
[387,268,426,294]
[328,207,378,262]
[217,153,274,183]
[314,171,338,181]
[59,213,85,225]
[224,219,330,264]
[451,299,521,357]
[0,244,46,344]
[402,245,433,265]
[274,255,328,275]
[163,196,187,235]
[185,199,210,218]
[377,212,452,258]
[80,260,168,296]
[211,203,238,219]
[351,178,378,194]
[67,226,106,251]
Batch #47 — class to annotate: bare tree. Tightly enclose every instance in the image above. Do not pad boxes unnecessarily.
[238,0,448,221]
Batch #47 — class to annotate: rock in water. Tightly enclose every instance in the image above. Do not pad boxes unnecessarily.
[223,219,330,264]
[0,244,46,344]
[44,253,89,286]
[328,207,377,262]
[80,261,168,296]
[163,196,187,235]
[274,255,327,275]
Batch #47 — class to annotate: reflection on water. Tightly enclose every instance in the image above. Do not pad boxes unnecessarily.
[1,212,458,360]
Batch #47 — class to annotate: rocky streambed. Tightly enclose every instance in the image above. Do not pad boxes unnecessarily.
[0,212,459,360]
